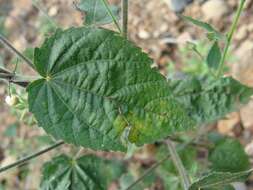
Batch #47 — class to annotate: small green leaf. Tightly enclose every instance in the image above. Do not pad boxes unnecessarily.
[77,0,119,26]
[181,15,224,41]
[40,154,125,190]
[189,170,252,190]
[206,41,221,70]
[28,27,195,152]
[209,138,250,173]
[169,75,253,124]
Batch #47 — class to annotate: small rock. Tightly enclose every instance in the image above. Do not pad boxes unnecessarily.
[247,23,253,32]
[245,140,253,156]
[235,25,248,41]
[138,29,150,39]
[201,0,229,20]
[240,101,253,129]
[233,41,253,86]
[48,6,58,16]
[166,0,193,13]
[217,112,240,135]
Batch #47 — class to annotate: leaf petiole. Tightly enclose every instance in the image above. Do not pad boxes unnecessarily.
[100,0,122,33]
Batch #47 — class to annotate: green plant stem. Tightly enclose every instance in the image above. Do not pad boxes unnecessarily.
[0,141,64,173]
[125,138,196,190]
[0,34,35,70]
[216,0,246,77]
[122,0,128,38]
[100,0,122,33]
[125,154,171,190]
[166,139,191,190]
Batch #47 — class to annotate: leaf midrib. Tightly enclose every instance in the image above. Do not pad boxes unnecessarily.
[48,81,124,151]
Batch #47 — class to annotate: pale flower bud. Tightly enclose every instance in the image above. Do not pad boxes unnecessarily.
[5,95,19,106]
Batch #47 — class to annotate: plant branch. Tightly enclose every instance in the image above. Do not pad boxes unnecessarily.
[0,34,35,70]
[166,139,191,190]
[0,68,30,88]
[216,0,246,77]
[122,0,128,38]
[100,0,122,33]
[0,141,64,173]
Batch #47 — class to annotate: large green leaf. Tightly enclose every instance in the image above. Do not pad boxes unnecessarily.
[189,170,252,190]
[169,75,253,124]
[209,138,250,173]
[77,0,119,26]
[40,154,125,190]
[28,27,194,151]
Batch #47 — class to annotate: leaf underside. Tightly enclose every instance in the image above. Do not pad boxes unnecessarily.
[28,27,194,152]
[40,154,125,190]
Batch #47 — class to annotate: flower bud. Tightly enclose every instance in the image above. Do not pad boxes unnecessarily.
[5,95,19,106]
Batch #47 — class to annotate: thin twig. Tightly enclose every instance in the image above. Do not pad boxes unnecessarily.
[216,0,246,77]
[100,0,122,33]
[166,139,191,190]
[0,141,64,173]
[122,0,128,38]
[0,34,35,70]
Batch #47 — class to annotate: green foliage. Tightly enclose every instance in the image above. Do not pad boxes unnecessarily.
[181,15,224,41]
[155,145,201,190]
[119,171,157,190]
[206,41,221,70]
[168,41,210,77]
[189,170,252,190]
[209,138,250,173]
[28,27,195,152]
[38,15,57,35]
[77,0,119,26]
[169,75,253,124]
[12,47,34,65]
[40,154,125,190]
[1,1,252,189]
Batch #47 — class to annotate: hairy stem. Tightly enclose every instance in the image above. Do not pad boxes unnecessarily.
[100,0,122,33]
[125,138,195,190]
[166,139,191,190]
[122,0,128,38]
[0,34,35,70]
[0,141,64,173]
[216,0,246,77]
